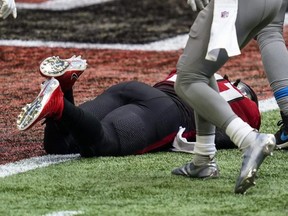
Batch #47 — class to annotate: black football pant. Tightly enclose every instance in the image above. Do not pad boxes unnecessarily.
[43,81,184,157]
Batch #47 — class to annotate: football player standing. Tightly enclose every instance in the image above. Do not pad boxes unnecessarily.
[172,0,282,194]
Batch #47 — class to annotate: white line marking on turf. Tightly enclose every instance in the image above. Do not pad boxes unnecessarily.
[0,154,80,178]
[16,0,114,10]
[1,12,288,50]
[43,210,83,216]
[1,13,288,50]
[259,97,278,112]
[0,35,188,51]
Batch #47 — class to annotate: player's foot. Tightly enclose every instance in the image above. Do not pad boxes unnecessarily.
[17,78,64,131]
[39,55,87,91]
[171,159,219,179]
[274,112,288,149]
[234,133,275,194]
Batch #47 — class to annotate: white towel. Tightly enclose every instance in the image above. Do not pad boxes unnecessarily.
[205,0,240,61]
[171,126,195,154]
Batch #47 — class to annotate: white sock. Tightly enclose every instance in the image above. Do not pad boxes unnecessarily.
[194,134,216,156]
[225,117,254,149]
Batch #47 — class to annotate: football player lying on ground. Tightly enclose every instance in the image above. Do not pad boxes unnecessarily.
[17,55,260,157]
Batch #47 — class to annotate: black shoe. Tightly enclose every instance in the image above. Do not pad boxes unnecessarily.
[275,112,288,149]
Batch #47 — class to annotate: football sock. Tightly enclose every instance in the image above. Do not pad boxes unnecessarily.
[193,154,215,166]
[194,135,216,154]
[193,135,216,166]
[272,84,288,116]
[196,134,215,145]
[225,117,254,149]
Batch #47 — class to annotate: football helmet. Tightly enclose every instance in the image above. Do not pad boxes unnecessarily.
[233,78,258,107]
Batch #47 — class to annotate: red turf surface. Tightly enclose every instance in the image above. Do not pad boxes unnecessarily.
[0,33,282,164]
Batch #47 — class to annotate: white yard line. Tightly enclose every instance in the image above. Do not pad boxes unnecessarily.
[0,154,80,178]
[0,35,188,51]
[259,97,278,112]
[43,210,83,216]
[16,0,115,10]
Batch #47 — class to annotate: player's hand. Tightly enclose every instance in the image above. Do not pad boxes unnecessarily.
[187,0,210,12]
[0,0,17,19]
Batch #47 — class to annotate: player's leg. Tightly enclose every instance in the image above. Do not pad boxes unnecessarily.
[43,120,80,154]
[16,77,105,155]
[45,81,183,157]
[173,76,219,178]
[78,81,184,156]
[78,81,146,121]
[43,82,79,154]
[44,81,152,157]
[34,83,126,157]
[39,55,88,153]
[112,100,182,155]
[255,0,288,148]
[173,0,281,194]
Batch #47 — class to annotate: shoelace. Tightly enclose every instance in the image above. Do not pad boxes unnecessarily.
[276,120,288,137]
[277,120,284,127]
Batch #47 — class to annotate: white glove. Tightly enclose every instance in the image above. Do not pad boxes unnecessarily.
[187,0,210,12]
[0,0,17,19]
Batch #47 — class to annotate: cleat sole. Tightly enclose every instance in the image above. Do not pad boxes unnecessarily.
[16,78,59,131]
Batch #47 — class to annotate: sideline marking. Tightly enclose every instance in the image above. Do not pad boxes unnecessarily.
[1,12,288,49]
[16,0,114,10]
[0,35,188,51]
[1,11,288,50]
[0,154,80,178]
[259,97,278,112]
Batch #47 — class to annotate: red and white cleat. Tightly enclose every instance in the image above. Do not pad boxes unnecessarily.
[39,55,87,91]
[17,78,64,131]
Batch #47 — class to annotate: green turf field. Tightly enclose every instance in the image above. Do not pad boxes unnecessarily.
[1,109,288,216]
